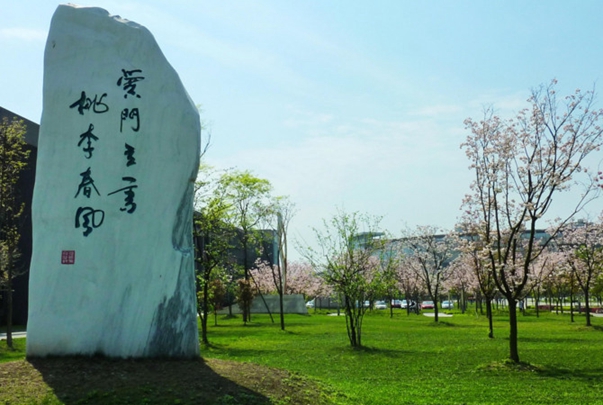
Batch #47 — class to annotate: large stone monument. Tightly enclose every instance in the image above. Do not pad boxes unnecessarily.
[27,5,200,358]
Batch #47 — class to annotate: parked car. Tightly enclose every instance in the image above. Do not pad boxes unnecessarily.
[421,300,435,310]
[441,300,454,309]
[391,299,403,308]
[305,299,315,309]
[375,300,387,310]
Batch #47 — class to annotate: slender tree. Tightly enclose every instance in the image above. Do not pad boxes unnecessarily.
[218,170,273,323]
[304,210,384,348]
[527,249,557,318]
[557,219,603,326]
[209,278,226,326]
[457,238,497,336]
[399,226,457,323]
[462,80,603,362]
[377,241,402,319]
[273,196,296,330]
[395,257,422,316]
[193,195,235,345]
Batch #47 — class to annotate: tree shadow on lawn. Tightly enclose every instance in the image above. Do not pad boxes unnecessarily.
[591,325,603,332]
[423,320,479,328]
[516,336,589,344]
[21,356,280,404]
[535,365,603,381]
[336,345,436,359]
[478,360,603,382]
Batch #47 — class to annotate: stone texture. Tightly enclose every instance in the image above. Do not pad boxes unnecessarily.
[27,5,200,358]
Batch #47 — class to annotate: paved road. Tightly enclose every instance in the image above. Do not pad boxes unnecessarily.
[0,331,26,340]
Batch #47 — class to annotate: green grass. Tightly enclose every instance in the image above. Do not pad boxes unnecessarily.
[0,337,27,363]
[2,310,602,404]
[201,310,603,405]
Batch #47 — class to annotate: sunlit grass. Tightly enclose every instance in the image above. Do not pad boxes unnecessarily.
[202,309,603,405]
[2,310,602,404]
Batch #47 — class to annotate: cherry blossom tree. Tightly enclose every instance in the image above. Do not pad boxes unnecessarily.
[446,252,479,315]
[286,261,328,299]
[557,219,603,326]
[456,235,498,337]
[527,249,559,318]
[395,258,422,315]
[591,273,603,307]
[250,260,327,298]
[462,80,603,363]
[546,262,576,316]
[377,241,403,318]
[249,260,277,295]
[399,226,458,323]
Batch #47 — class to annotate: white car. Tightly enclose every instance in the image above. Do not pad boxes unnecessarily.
[441,300,454,309]
[375,300,387,310]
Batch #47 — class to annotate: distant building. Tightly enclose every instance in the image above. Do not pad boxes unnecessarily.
[0,107,39,326]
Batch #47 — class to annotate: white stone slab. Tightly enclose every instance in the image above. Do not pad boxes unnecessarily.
[27,4,200,358]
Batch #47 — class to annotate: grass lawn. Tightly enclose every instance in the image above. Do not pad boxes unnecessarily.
[201,309,603,405]
[1,309,602,404]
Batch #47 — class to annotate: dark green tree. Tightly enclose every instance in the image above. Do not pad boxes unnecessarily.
[0,117,30,349]
[217,170,273,323]
[194,165,236,345]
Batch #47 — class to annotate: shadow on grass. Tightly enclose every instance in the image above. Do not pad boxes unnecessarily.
[477,360,603,382]
[518,336,588,344]
[536,365,603,381]
[591,325,603,332]
[333,345,428,359]
[423,320,481,328]
[26,356,273,405]
[428,320,456,327]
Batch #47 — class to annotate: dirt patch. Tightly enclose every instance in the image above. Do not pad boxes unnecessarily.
[0,357,341,404]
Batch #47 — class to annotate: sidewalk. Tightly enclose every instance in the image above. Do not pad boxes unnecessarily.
[0,331,26,340]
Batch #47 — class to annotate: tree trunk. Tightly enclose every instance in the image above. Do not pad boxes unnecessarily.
[344,300,358,347]
[279,290,285,331]
[243,237,250,323]
[569,287,575,323]
[486,299,494,339]
[477,293,483,315]
[201,278,210,345]
[228,290,233,317]
[584,289,591,327]
[534,291,540,318]
[460,287,466,314]
[508,298,520,363]
[433,300,439,323]
[5,265,13,349]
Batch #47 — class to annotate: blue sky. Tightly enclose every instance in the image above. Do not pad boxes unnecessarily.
[3,1,603,259]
